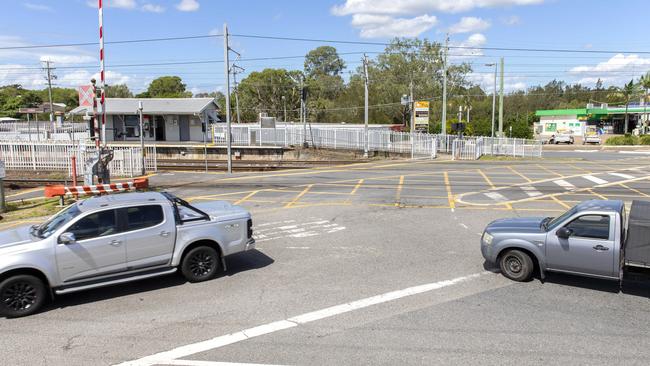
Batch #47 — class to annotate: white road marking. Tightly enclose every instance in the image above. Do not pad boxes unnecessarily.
[285,246,311,250]
[114,272,487,366]
[619,151,650,155]
[326,226,346,233]
[459,223,469,229]
[520,186,542,197]
[553,179,576,190]
[484,192,508,202]
[582,175,608,185]
[163,360,287,366]
[609,172,635,179]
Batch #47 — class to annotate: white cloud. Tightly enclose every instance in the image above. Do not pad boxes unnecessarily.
[0,64,46,89]
[24,3,53,12]
[86,0,137,9]
[449,17,490,34]
[501,15,521,25]
[39,55,96,64]
[468,71,526,92]
[0,35,95,65]
[176,0,199,12]
[570,54,650,86]
[350,14,438,38]
[141,3,165,12]
[332,0,543,16]
[450,33,487,60]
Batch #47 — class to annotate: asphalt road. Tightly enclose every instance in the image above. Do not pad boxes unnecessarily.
[2,152,650,366]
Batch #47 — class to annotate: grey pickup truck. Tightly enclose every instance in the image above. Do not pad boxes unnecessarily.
[481,199,650,282]
[0,191,255,318]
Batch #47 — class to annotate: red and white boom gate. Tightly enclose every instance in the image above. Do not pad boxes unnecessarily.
[45,178,149,203]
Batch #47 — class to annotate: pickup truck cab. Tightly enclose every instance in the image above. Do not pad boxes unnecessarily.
[0,191,255,318]
[481,200,650,282]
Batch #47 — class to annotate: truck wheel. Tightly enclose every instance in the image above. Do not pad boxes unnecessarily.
[0,275,47,318]
[499,250,534,282]
[181,246,220,283]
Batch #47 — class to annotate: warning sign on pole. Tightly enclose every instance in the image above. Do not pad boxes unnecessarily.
[78,85,94,107]
[414,101,430,131]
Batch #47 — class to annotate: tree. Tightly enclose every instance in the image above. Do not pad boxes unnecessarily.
[619,80,639,133]
[105,84,133,98]
[143,76,192,98]
[237,68,302,122]
[304,46,346,77]
[639,72,650,126]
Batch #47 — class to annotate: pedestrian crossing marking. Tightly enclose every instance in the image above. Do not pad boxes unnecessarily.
[582,175,608,185]
[553,179,576,190]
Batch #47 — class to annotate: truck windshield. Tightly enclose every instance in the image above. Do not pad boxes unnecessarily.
[546,206,578,230]
[32,204,82,239]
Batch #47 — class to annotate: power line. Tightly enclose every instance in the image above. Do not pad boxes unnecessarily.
[2,31,650,55]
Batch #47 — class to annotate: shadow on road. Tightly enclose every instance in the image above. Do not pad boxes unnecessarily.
[45,249,274,313]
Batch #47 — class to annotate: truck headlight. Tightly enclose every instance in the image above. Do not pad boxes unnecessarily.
[482,232,494,245]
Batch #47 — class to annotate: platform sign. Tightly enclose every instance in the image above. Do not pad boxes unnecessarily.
[414,101,430,130]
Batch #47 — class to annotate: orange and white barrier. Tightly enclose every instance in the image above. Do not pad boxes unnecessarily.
[45,178,148,198]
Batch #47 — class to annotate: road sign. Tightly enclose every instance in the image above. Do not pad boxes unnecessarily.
[78,85,94,107]
[414,101,430,130]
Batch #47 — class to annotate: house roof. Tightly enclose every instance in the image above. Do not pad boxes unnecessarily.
[68,98,219,115]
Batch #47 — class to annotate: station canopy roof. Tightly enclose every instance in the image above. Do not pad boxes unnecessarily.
[536,105,648,118]
[69,98,219,116]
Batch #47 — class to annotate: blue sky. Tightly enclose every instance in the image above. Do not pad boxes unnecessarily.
[1,0,649,94]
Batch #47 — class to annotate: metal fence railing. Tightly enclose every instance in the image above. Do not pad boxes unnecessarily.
[0,121,89,141]
[213,125,439,158]
[213,125,542,160]
[0,142,157,177]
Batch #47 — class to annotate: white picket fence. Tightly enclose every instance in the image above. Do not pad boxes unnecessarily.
[0,142,157,177]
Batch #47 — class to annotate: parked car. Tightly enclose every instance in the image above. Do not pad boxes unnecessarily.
[0,191,255,318]
[583,126,601,145]
[480,200,650,282]
[548,133,574,144]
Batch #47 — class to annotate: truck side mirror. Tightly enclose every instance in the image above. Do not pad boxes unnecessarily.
[59,232,77,244]
[557,227,572,239]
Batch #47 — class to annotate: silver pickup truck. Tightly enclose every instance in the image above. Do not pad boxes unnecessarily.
[481,199,650,282]
[0,191,255,318]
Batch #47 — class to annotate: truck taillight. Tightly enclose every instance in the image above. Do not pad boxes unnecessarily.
[247,219,253,238]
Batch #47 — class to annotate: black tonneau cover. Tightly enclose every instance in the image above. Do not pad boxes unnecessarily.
[625,200,650,268]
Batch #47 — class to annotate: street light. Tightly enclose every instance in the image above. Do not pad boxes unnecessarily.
[485,63,497,138]
[138,101,145,176]
[282,95,287,122]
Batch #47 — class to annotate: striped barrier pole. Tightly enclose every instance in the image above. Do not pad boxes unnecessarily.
[44,178,149,198]
[98,0,106,147]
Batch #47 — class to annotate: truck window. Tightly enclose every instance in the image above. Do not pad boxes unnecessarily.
[564,215,610,240]
[125,205,164,231]
[67,210,118,241]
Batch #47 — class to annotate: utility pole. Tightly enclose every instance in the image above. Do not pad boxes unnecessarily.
[301,77,307,147]
[138,101,145,176]
[282,96,287,122]
[223,23,233,174]
[466,105,471,125]
[42,60,56,125]
[441,33,449,135]
[498,57,505,137]
[231,62,244,124]
[363,53,369,158]
[485,63,497,138]
[410,80,415,159]
[458,105,463,139]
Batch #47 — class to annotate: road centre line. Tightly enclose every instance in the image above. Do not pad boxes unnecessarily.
[349,179,364,195]
[394,176,404,207]
[443,172,455,210]
[619,183,650,197]
[588,189,608,200]
[535,164,563,177]
[115,273,487,366]
[234,190,260,205]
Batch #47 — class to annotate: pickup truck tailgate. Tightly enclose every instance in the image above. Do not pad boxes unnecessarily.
[625,200,650,268]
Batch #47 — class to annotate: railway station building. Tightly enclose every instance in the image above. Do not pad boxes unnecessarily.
[69,98,220,142]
